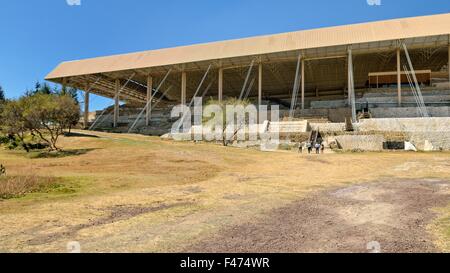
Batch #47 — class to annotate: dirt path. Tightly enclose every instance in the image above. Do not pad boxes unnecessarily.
[188,179,450,253]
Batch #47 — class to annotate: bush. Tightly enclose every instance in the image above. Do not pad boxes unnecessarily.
[278,143,293,151]
[0,175,60,199]
[0,135,9,145]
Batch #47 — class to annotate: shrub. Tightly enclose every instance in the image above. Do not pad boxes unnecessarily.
[278,143,293,151]
[0,175,60,199]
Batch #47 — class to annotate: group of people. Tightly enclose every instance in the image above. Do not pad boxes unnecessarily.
[299,141,325,154]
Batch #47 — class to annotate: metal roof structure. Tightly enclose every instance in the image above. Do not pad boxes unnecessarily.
[46,13,450,105]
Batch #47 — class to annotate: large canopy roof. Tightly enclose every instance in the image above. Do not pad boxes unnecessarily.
[47,13,450,80]
[45,13,450,106]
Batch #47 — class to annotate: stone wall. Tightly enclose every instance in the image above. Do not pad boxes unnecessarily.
[311,89,450,109]
[353,117,450,151]
[355,117,450,132]
[269,121,308,133]
[335,135,385,151]
[310,122,345,132]
[370,107,450,118]
[291,106,450,121]
[408,132,450,151]
[288,108,351,122]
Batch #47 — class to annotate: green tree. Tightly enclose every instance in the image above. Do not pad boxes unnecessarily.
[22,94,80,150]
[0,99,29,151]
[0,85,6,118]
[24,81,53,97]
[0,85,5,102]
[34,81,52,95]
[58,86,79,104]
[1,93,80,151]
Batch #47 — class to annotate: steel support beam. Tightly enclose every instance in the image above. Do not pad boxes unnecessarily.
[218,67,223,103]
[348,48,352,107]
[301,59,305,110]
[84,87,90,129]
[448,41,450,88]
[289,53,302,119]
[62,78,67,93]
[114,79,120,128]
[243,77,256,100]
[177,65,212,131]
[184,64,212,109]
[348,47,357,123]
[402,42,429,117]
[347,57,351,106]
[181,72,187,105]
[239,59,255,100]
[90,74,135,131]
[146,75,153,126]
[397,47,402,106]
[127,69,172,133]
[258,62,262,108]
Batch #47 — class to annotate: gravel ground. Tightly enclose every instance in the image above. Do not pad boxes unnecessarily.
[188,179,450,253]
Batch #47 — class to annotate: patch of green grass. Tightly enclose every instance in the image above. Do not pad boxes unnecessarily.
[10,176,96,204]
[111,137,154,147]
[42,182,77,194]
[0,175,76,200]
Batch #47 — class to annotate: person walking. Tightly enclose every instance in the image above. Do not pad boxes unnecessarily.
[315,143,321,154]
[321,143,325,154]
[298,142,303,154]
[306,141,312,154]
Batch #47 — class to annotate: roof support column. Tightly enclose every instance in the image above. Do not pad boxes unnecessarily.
[301,59,305,110]
[114,79,120,128]
[348,50,351,106]
[84,86,90,129]
[258,62,262,108]
[397,46,402,106]
[181,71,187,105]
[347,59,351,106]
[62,78,67,93]
[218,67,223,103]
[348,47,357,123]
[146,75,153,126]
[448,41,450,88]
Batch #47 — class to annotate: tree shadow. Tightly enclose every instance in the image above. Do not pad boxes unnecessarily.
[64,132,100,138]
[27,148,99,159]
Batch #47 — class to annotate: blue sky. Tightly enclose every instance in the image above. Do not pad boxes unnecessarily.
[0,0,449,110]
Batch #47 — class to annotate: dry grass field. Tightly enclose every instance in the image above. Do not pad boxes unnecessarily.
[0,131,449,253]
